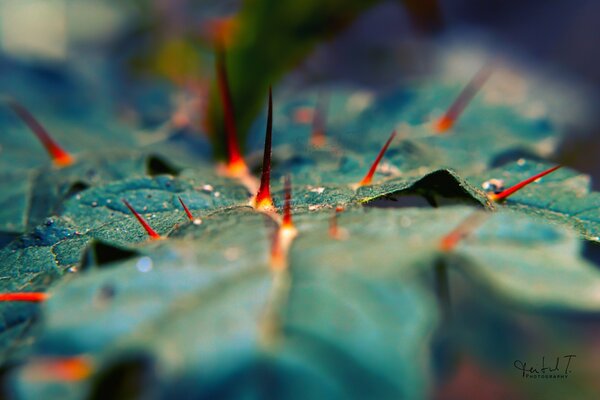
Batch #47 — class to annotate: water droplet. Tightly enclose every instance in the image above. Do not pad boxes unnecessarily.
[202,184,214,192]
[214,192,221,198]
[45,218,54,226]
[136,256,153,273]
[91,201,98,207]
[482,179,505,194]
[193,218,202,225]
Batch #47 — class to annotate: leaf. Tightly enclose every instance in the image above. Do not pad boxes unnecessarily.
[8,205,600,397]
[451,209,600,310]
[2,60,600,399]
[469,160,600,241]
[10,209,438,399]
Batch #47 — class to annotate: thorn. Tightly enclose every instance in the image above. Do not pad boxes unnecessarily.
[253,87,276,211]
[215,48,248,177]
[0,292,49,302]
[310,93,327,147]
[439,211,489,251]
[357,130,397,187]
[121,199,161,240]
[329,206,348,240]
[487,165,562,202]
[434,63,494,133]
[282,175,294,229]
[177,196,201,225]
[6,99,74,166]
[270,176,298,271]
[203,16,238,48]
[270,224,286,271]
[23,356,93,382]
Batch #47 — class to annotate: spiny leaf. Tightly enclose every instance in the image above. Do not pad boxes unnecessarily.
[471,160,600,241]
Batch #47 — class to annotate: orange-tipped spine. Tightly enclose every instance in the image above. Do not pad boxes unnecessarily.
[177,196,194,221]
[488,165,562,202]
[216,48,248,175]
[434,63,494,133]
[358,130,397,187]
[122,199,161,240]
[23,356,93,382]
[6,100,74,166]
[254,87,275,210]
[310,93,327,147]
[0,292,49,302]
[282,175,293,229]
[439,211,489,252]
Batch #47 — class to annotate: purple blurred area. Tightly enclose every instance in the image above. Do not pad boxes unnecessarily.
[298,0,600,187]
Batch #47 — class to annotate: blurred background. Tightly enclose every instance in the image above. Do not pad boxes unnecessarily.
[1,0,599,181]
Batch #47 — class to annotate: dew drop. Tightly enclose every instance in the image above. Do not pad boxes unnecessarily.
[482,179,505,194]
[91,201,98,207]
[136,256,153,273]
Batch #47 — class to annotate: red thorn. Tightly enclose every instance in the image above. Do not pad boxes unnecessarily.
[310,93,327,147]
[203,16,238,48]
[215,48,248,175]
[177,196,194,221]
[488,165,562,202]
[23,356,93,382]
[329,207,347,240]
[270,224,284,271]
[439,211,489,251]
[282,175,293,228]
[0,292,48,302]
[254,87,275,210]
[358,130,397,187]
[434,63,494,133]
[6,100,74,166]
[121,199,161,240]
